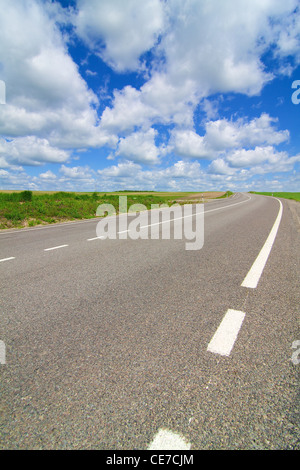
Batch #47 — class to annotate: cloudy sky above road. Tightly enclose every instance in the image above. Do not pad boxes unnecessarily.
[0,0,300,192]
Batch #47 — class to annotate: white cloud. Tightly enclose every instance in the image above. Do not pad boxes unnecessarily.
[0,137,70,167]
[85,70,97,77]
[208,159,236,176]
[116,128,160,164]
[0,166,39,190]
[164,160,202,178]
[273,4,300,64]
[59,164,94,180]
[100,86,155,133]
[100,77,197,135]
[0,0,117,160]
[98,161,142,178]
[96,159,203,191]
[170,113,289,160]
[204,114,289,150]
[75,0,165,72]
[141,73,197,127]
[0,0,96,109]
[226,146,281,167]
[0,0,299,191]
[170,130,209,159]
[39,170,57,180]
[98,0,299,136]
[161,0,299,93]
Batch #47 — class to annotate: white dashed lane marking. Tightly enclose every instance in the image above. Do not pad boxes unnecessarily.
[207,309,246,357]
[44,244,68,251]
[148,428,191,450]
[0,257,15,262]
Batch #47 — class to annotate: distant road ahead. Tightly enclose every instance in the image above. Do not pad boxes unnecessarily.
[0,193,299,449]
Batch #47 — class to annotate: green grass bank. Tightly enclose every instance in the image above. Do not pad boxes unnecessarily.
[250,192,300,202]
[0,190,231,230]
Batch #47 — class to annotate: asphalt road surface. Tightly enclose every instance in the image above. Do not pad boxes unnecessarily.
[0,192,299,450]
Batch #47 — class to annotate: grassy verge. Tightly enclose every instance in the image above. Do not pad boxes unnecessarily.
[0,191,169,229]
[250,192,300,202]
[216,190,233,199]
[0,190,232,230]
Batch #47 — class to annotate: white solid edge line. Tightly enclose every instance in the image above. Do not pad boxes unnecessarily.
[207,309,246,357]
[0,257,15,262]
[44,244,69,251]
[148,428,191,450]
[241,198,283,289]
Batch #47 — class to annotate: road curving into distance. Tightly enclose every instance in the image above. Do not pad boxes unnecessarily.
[0,192,299,449]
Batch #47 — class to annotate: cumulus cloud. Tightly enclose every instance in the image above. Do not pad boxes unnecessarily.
[98,0,300,136]
[203,114,289,150]
[39,170,57,180]
[98,161,142,178]
[207,147,300,178]
[96,159,203,191]
[170,130,209,159]
[0,0,299,191]
[159,0,274,96]
[164,160,202,178]
[170,113,289,160]
[59,164,95,180]
[75,0,165,72]
[226,146,281,167]
[116,128,160,164]
[208,159,237,176]
[0,166,39,191]
[272,4,300,64]
[100,86,155,133]
[0,137,70,167]
[0,0,116,161]
[0,0,96,108]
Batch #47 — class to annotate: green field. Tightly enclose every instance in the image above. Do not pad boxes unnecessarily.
[250,192,300,201]
[0,190,231,230]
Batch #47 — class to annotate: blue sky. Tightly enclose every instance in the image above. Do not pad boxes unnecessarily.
[0,0,300,192]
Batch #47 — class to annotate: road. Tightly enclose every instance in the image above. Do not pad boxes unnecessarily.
[0,192,299,449]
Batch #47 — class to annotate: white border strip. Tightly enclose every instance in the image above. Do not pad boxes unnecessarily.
[207,309,246,357]
[241,198,283,289]
[0,257,15,262]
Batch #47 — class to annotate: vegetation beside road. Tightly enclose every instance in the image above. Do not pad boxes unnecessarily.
[0,190,230,229]
[250,192,300,202]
